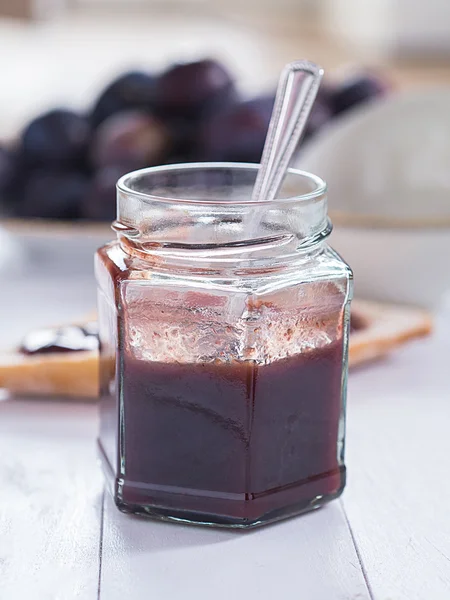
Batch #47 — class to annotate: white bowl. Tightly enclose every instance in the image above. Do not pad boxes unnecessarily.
[298,88,450,308]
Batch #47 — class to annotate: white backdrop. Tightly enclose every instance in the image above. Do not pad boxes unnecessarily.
[323,0,450,55]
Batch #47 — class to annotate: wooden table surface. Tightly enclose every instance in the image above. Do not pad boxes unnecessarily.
[1,229,450,599]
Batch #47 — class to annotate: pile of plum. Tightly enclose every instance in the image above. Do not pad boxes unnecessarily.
[0,59,387,221]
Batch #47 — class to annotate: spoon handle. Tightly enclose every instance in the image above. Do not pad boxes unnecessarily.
[251,60,324,202]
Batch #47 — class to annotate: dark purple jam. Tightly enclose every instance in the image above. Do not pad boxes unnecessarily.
[116,340,345,522]
[20,323,98,355]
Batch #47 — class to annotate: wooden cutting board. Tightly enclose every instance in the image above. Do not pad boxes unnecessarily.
[0,299,432,399]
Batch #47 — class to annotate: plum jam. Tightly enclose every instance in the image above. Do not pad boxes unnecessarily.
[119,342,344,523]
[19,324,98,355]
[96,163,353,528]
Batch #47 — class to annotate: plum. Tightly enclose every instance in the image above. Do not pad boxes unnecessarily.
[21,109,90,169]
[90,110,170,171]
[0,146,19,204]
[81,166,125,221]
[156,59,237,119]
[162,115,199,163]
[195,95,274,163]
[90,71,156,128]
[304,85,333,140]
[16,169,89,219]
[331,73,389,116]
[0,147,14,187]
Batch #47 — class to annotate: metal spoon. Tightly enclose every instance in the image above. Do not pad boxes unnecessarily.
[251,60,324,202]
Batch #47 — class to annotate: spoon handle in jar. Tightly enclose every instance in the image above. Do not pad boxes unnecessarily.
[251,60,324,203]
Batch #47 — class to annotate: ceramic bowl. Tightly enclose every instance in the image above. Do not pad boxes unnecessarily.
[298,88,450,308]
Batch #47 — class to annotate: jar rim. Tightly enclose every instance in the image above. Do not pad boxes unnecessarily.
[117,162,327,206]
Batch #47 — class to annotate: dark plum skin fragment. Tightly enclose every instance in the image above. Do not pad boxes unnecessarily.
[21,109,90,169]
[90,71,156,128]
[20,324,98,355]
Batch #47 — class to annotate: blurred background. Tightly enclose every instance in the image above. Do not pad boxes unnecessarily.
[1,0,450,219]
[2,0,450,217]
[2,0,450,130]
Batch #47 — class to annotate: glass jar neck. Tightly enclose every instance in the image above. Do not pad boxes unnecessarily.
[114,163,329,275]
[115,220,332,277]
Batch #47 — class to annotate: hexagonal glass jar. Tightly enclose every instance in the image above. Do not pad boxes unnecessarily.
[96,163,353,528]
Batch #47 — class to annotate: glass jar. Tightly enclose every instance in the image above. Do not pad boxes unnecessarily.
[96,162,353,528]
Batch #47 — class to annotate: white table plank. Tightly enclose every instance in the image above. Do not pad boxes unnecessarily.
[4,229,450,599]
[343,325,450,600]
[100,492,370,600]
[0,399,102,600]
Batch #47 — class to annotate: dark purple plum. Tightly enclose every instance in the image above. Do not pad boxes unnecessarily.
[195,95,275,163]
[90,110,170,171]
[163,116,198,163]
[16,170,89,219]
[156,59,237,119]
[90,71,156,128]
[331,73,389,116]
[21,109,90,169]
[81,166,125,221]
[304,85,333,141]
[0,147,15,187]
[0,146,19,203]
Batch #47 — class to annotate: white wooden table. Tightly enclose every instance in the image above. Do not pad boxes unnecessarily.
[1,230,450,600]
